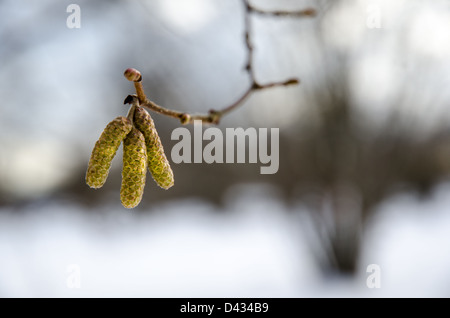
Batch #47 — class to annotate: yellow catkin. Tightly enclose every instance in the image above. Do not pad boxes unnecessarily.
[86,116,132,189]
[133,106,174,189]
[120,127,148,208]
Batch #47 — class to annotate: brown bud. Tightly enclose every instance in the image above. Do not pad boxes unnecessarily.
[124,68,142,82]
[180,113,191,125]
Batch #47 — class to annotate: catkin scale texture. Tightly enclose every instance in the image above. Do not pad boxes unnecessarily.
[133,106,174,189]
[120,127,148,209]
[86,116,132,189]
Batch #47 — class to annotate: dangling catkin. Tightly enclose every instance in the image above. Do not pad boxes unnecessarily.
[133,106,174,189]
[120,127,148,208]
[86,116,132,189]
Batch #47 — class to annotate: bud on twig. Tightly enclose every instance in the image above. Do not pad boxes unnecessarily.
[124,68,142,82]
[180,113,191,125]
[86,116,133,189]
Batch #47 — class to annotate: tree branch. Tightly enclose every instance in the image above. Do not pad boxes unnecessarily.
[123,1,315,125]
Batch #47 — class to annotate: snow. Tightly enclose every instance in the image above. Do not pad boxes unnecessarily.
[0,183,449,297]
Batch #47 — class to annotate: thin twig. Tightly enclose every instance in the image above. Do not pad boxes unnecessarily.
[250,7,316,18]
[123,0,315,125]
[243,0,255,81]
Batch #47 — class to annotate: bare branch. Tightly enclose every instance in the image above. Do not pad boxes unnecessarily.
[123,1,315,125]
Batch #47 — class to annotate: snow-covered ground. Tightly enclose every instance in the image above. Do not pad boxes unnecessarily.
[0,183,449,298]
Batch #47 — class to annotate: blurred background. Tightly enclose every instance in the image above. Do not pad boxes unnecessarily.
[1,0,450,297]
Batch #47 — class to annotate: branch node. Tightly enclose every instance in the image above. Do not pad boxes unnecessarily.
[252,82,263,90]
[180,113,192,125]
[208,110,221,124]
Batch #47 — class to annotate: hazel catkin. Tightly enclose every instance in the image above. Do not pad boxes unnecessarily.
[86,116,132,189]
[120,127,148,208]
[133,106,174,189]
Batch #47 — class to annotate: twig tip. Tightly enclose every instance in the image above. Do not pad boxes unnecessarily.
[124,68,142,82]
[284,78,300,86]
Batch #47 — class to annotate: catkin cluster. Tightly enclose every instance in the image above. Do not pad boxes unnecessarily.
[86,106,174,208]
